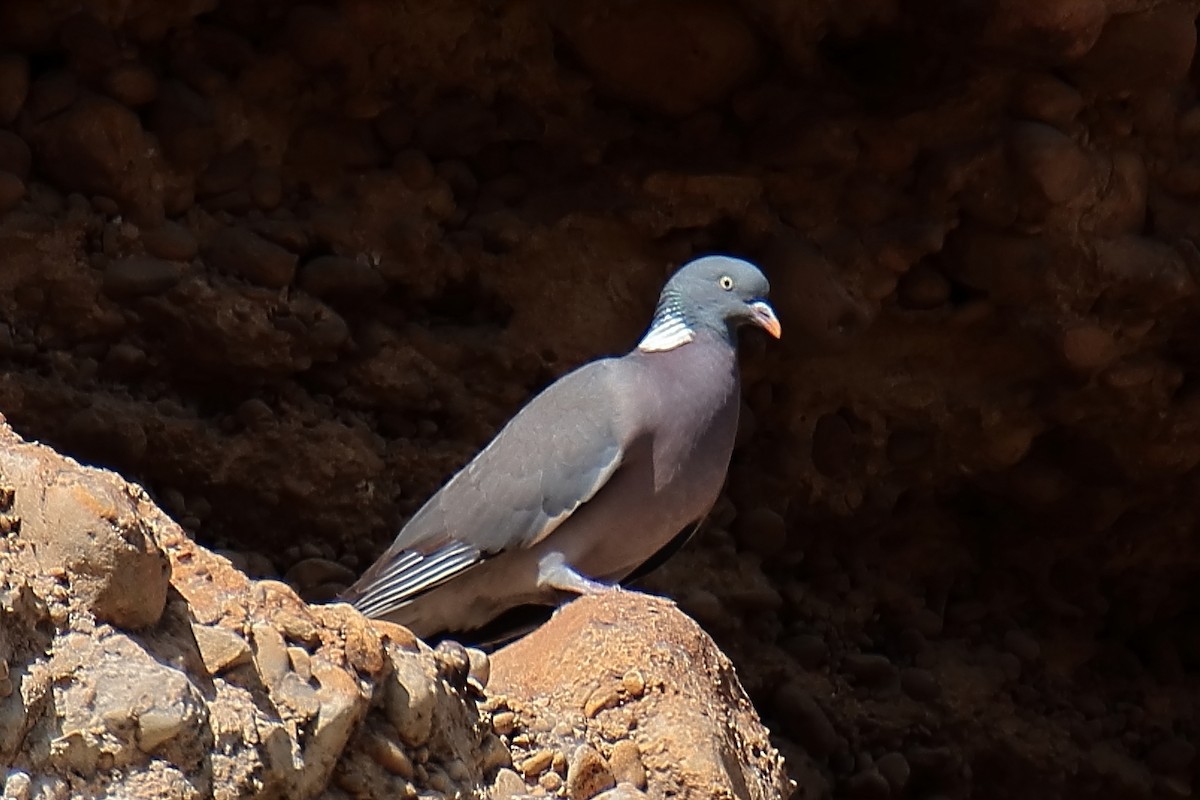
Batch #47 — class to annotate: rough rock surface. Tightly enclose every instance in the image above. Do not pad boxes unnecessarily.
[0,0,1198,797]
[488,592,790,800]
[0,419,778,798]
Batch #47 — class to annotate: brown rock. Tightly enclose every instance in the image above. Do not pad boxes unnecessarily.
[1008,121,1094,205]
[0,170,25,212]
[0,443,169,629]
[104,257,185,298]
[1069,4,1197,91]
[28,93,162,222]
[980,0,1107,63]
[566,744,616,800]
[142,221,199,262]
[205,226,297,288]
[492,593,790,799]
[0,130,32,178]
[0,53,28,124]
[1011,74,1085,128]
[552,0,761,116]
[299,255,388,298]
[608,740,647,789]
[1060,324,1116,372]
[103,62,159,107]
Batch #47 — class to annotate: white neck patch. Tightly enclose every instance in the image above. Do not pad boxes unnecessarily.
[637,296,695,352]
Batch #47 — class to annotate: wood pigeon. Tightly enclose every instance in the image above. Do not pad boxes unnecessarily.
[340,255,781,639]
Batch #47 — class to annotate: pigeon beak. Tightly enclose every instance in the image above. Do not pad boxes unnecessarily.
[748,300,782,339]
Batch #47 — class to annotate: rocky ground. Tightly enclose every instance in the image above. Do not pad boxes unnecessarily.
[0,0,1199,797]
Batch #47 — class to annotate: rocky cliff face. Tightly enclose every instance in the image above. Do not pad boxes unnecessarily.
[0,0,1198,797]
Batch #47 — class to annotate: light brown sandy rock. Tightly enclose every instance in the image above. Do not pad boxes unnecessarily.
[489,591,792,800]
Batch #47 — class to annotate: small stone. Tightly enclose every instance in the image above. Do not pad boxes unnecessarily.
[492,710,516,736]
[192,624,253,675]
[299,255,387,298]
[136,707,187,752]
[519,749,554,778]
[842,653,897,687]
[393,148,436,189]
[1060,325,1116,372]
[0,171,24,212]
[594,785,650,800]
[0,54,29,124]
[898,262,951,309]
[566,744,616,800]
[491,768,528,799]
[621,669,645,698]
[467,647,491,691]
[540,772,563,792]
[197,141,256,197]
[1008,121,1094,205]
[875,752,911,794]
[2,770,31,800]
[1003,628,1042,663]
[732,506,787,556]
[786,634,829,669]
[142,220,199,261]
[104,62,158,107]
[283,557,357,589]
[365,731,416,778]
[0,130,32,179]
[608,740,646,789]
[900,668,941,701]
[584,683,622,718]
[1147,737,1195,774]
[434,640,471,687]
[773,682,839,758]
[847,769,890,800]
[1011,74,1084,128]
[205,226,297,288]
[103,256,184,298]
[1070,5,1197,91]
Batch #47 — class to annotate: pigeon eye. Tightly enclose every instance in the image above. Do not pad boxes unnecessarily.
[719,276,734,290]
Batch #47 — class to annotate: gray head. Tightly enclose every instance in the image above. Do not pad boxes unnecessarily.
[639,255,781,352]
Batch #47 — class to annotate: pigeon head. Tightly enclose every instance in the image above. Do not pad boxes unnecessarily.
[639,255,781,352]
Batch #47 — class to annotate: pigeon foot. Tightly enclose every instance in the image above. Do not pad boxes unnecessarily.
[537,553,619,596]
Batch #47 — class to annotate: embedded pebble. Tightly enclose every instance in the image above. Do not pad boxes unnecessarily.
[0,130,33,178]
[491,768,528,799]
[608,740,647,789]
[847,769,890,800]
[900,668,941,701]
[0,54,29,124]
[1003,628,1042,663]
[434,640,471,687]
[1008,121,1094,205]
[566,744,616,800]
[467,647,491,690]
[492,710,516,736]
[365,731,416,778]
[732,506,787,556]
[1060,325,1116,372]
[104,62,159,107]
[103,256,184,298]
[898,262,951,309]
[875,751,911,794]
[0,171,25,212]
[842,653,897,687]
[621,669,645,698]
[773,682,839,757]
[142,220,199,261]
[204,226,297,288]
[519,749,554,778]
[299,255,388,297]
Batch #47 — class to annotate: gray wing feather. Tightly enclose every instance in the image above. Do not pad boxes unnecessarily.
[342,360,631,619]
